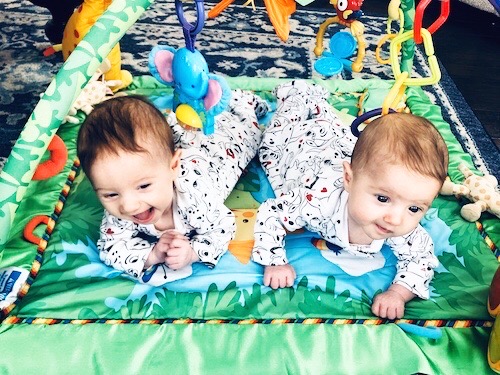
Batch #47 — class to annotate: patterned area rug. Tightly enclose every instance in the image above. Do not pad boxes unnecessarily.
[1,0,498,179]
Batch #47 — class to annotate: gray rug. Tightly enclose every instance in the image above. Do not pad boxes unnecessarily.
[1,0,498,180]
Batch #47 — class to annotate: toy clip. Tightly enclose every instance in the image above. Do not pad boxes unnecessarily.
[414,0,450,44]
[175,0,206,52]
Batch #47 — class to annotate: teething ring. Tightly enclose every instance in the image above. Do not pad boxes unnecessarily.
[351,108,396,137]
[33,134,68,181]
[23,215,50,245]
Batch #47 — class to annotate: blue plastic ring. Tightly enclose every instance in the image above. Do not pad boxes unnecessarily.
[351,108,396,137]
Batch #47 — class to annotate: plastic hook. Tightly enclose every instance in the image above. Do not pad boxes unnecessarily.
[175,0,206,51]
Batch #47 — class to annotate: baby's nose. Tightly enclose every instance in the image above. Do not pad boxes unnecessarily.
[120,196,140,214]
[384,210,403,226]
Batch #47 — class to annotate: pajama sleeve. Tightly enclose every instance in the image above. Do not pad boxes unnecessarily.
[97,211,156,279]
[386,225,439,299]
[252,188,315,266]
[188,201,236,268]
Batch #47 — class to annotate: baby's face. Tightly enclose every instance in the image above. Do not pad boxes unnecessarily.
[89,143,180,228]
[343,162,441,245]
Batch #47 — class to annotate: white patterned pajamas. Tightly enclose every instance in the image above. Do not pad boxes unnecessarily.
[98,90,267,281]
[251,80,438,299]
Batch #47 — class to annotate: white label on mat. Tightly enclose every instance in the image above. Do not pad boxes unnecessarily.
[0,267,29,309]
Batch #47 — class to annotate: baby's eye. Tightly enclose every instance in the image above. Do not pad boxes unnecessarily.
[376,195,389,203]
[102,192,118,199]
[138,183,151,190]
[409,206,421,213]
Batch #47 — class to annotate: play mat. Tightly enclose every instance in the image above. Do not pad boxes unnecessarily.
[0,0,499,373]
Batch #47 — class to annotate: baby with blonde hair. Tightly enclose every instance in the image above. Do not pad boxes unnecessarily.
[252,80,448,319]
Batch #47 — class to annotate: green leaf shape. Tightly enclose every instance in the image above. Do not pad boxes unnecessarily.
[151,289,203,319]
[299,276,359,317]
[406,197,498,319]
[202,282,242,318]
[232,283,264,318]
[118,294,153,319]
[55,173,103,246]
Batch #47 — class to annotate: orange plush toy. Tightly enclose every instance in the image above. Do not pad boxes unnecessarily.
[62,0,133,91]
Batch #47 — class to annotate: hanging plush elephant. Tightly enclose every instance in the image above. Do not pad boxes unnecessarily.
[149,45,231,135]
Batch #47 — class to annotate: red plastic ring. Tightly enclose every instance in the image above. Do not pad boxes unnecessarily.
[414,0,450,44]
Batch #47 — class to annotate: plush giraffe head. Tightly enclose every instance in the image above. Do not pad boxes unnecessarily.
[440,163,500,222]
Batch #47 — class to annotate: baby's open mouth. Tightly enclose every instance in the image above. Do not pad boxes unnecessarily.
[376,224,391,235]
[133,207,154,223]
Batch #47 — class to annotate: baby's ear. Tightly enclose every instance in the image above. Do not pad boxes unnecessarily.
[342,161,353,191]
[170,149,182,172]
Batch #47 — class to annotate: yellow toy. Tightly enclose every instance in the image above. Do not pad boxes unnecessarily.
[440,163,500,222]
[174,104,203,132]
[62,0,132,91]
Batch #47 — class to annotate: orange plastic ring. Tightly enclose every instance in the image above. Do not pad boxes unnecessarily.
[23,215,50,245]
[33,134,68,180]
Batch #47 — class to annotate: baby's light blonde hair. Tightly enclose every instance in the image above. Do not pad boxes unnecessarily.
[350,112,449,183]
[77,95,176,178]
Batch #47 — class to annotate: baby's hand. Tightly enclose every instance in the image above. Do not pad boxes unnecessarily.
[144,235,171,269]
[371,284,415,320]
[162,230,199,270]
[264,264,296,289]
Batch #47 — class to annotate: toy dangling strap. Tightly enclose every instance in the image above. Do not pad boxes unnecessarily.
[175,0,206,51]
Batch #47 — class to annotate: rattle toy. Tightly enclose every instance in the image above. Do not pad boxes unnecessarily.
[350,108,395,137]
[149,0,231,135]
[314,0,366,73]
[314,31,357,77]
[440,163,500,222]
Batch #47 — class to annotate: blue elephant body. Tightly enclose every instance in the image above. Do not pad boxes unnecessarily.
[149,45,231,135]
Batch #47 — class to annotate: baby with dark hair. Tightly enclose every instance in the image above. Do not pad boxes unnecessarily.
[78,92,267,284]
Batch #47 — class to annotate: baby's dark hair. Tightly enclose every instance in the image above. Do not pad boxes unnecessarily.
[350,112,449,183]
[77,95,175,176]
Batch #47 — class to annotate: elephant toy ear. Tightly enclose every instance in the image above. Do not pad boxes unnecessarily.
[204,79,223,110]
[149,45,177,85]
